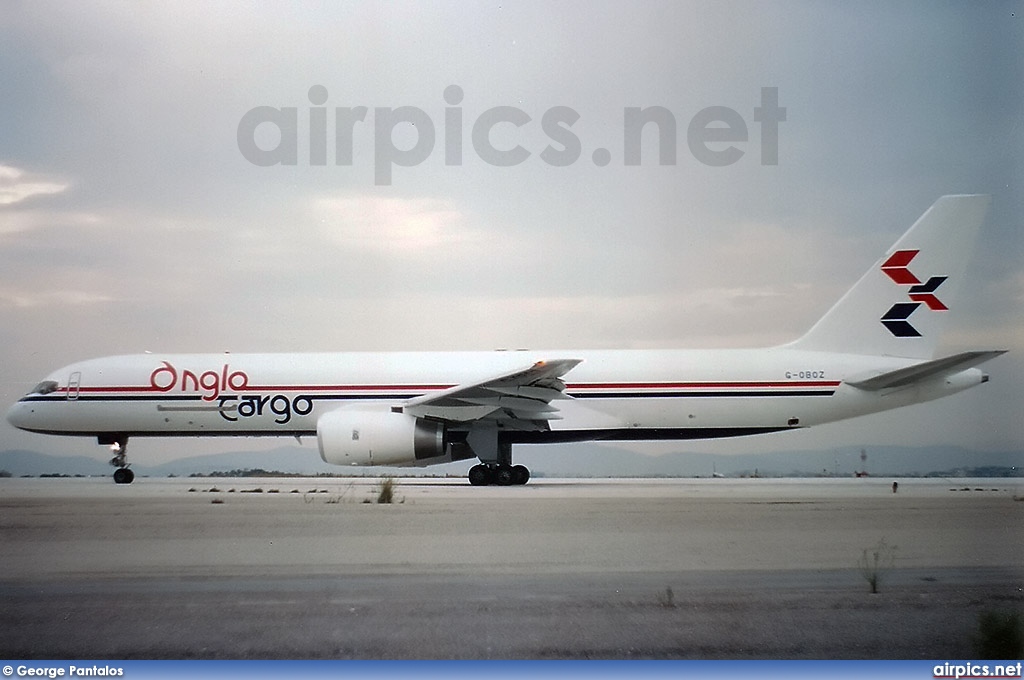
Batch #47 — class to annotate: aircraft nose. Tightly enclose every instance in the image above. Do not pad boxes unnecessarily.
[6,401,34,431]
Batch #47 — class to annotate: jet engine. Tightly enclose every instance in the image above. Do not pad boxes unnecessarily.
[316,406,447,466]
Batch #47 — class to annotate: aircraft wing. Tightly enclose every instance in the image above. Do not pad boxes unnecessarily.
[402,358,582,428]
[846,350,1006,391]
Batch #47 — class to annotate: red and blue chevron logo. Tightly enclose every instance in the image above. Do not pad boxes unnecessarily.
[880,250,948,337]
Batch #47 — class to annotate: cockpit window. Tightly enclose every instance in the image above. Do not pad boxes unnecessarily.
[30,380,59,395]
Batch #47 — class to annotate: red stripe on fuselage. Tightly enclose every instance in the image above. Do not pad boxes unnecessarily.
[58,380,841,394]
[568,381,840,390]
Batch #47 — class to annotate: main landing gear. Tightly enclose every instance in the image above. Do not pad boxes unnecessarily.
[468,463,530,486]
[105,436,135,484]
[464,429,531,486]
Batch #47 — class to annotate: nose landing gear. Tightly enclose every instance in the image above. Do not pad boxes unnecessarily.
[106,437,134,484]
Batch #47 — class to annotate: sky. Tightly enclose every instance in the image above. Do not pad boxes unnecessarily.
[0,1,1021,465]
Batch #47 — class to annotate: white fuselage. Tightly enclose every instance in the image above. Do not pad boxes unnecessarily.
[6,348,985,444]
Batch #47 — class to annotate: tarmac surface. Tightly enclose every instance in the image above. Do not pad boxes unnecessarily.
[1,476,1022,658]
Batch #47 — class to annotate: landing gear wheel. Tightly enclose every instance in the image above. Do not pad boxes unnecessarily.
[113,468,134,484]
[494,465,515,486]
[468,464,492,486]
[512,465,530,485]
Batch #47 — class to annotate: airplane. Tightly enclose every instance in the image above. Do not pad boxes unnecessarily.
[6,194,1005,485]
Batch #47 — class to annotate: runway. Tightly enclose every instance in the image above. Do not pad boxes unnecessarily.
[1,477,1021,658]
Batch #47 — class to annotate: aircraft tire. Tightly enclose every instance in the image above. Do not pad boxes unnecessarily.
[113,468,133,484]
[512,465,530,485]
[468,464,491,486]
[494,466,515,486]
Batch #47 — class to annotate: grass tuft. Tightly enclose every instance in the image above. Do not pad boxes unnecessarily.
[857,539,896,594]
[376,477,396,504]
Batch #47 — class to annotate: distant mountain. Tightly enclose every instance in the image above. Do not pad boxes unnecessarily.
[137,447,339,477]
[2,444,1021,479]
[0,449,112,477]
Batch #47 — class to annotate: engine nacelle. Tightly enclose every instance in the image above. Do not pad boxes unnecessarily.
[317,407,446,466]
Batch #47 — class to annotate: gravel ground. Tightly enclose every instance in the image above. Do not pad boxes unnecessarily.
[1,477,1021,658]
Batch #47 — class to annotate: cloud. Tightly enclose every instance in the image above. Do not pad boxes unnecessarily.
[0,209,102,236]
[311,195,478,255]
[0,288,114,309]
[0,165,67,207]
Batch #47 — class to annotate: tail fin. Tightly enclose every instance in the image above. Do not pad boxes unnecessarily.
[788,194,991,359]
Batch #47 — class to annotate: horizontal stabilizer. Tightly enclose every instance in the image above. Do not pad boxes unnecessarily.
[846,350,1006,391]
